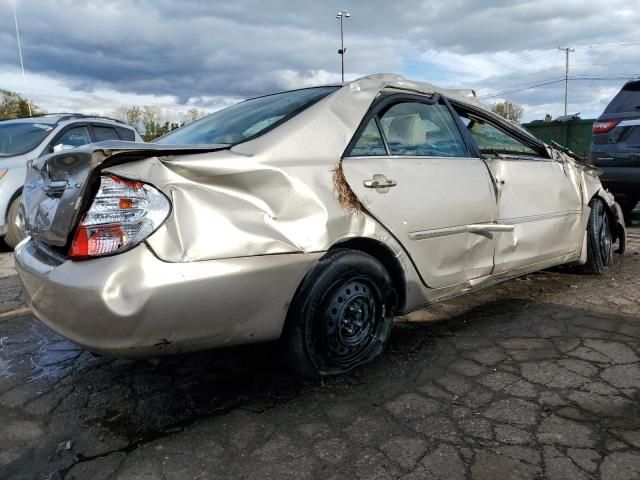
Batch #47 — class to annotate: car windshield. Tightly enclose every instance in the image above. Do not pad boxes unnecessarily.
[0,122,54,157]
[156,86,339,145]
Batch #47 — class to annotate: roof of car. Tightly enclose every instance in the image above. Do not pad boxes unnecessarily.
[352,73,483,108]
[0,113,132,127]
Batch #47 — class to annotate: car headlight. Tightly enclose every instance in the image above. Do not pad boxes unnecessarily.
[0,169,7,180]
[69,174,171,259]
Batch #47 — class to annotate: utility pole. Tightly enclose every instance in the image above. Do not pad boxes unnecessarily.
[13,0,31,116]
[559,46,574,116]
[336,10,350,82]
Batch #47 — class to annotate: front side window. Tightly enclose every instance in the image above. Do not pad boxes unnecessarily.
[156,86,338,146]
[57,126,92,147]
[379,102,467,157]
[463,117,537,156]
[0,122,53,157]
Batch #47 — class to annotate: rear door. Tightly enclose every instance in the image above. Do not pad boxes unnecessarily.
[453,105,583,273]
[341,94,499,288]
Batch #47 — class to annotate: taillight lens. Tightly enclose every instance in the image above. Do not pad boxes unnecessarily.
[592,120,619,134]
[69,175,170,259]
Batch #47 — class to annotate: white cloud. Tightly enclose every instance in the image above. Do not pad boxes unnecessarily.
[0,0,638,123]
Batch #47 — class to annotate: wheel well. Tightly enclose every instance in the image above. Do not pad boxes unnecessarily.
[330,237,407,314]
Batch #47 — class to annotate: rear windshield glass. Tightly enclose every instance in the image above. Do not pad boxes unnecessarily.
[156,86,339,146]
[604,81,640,114]
[0,122,53,157]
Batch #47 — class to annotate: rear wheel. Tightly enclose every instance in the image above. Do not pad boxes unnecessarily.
[582,198,614,275]
[283,249,396,379]
[4,196,25,249]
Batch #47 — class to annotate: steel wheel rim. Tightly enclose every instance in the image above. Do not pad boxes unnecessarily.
[322,278,383,367]
[598,204,613,265]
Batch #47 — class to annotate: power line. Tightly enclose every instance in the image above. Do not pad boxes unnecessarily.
[477,79,566,99]
[477,75,639,100]
[471,50,561,76]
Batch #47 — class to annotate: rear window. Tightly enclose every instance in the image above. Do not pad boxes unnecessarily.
[0,122,53,157]
[603,81,640,114]
[155,86,338,146]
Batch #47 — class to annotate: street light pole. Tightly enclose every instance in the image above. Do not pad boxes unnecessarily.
[336,10,350,83]
[13,0,31,116]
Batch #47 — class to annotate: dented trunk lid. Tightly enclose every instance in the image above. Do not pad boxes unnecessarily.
[23,141,229,247]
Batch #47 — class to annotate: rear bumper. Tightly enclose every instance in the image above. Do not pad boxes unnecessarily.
[15,239,320,357]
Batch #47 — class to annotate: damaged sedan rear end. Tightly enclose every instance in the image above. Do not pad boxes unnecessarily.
[15,74,626,378]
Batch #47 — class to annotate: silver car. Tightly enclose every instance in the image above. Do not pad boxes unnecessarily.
[15,74,626,378]
[0,114,141,247]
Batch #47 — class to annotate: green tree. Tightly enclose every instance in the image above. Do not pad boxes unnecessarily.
[0,89,44,119]
[116,105,181,141]
[183,107,202,124]
[115,106,142,127]
[491,100,524,123]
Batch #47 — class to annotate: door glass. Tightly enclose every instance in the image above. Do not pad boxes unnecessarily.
[93,126,120,142]
[464,117,537,156]
[379,102,467,157]
[57,126,92,147]
[349,118,387,156]
[117,127,136,141]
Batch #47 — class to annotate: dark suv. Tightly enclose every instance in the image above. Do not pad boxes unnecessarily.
[590,80,640,218]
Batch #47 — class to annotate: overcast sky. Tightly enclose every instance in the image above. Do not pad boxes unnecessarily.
[0,0,639,122]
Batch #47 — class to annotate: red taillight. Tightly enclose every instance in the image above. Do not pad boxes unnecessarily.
[68,175,170,260]
[592,120,619,134]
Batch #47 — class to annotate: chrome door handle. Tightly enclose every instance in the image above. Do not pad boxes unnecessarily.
[364,174,397,189]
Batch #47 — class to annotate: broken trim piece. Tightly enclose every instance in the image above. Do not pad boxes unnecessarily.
[409,223,514,241]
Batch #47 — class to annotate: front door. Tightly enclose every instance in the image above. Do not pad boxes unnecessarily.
[457,109,583,273]
[342,96,498,288]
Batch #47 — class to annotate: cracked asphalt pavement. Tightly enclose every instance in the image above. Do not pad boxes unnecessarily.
[1,223,639,480]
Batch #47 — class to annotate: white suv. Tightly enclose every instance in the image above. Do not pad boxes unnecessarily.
[0,114,141,247]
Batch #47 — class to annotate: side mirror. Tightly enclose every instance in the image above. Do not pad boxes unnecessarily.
[53,144,75,153]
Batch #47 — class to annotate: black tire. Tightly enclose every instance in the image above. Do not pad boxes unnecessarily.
[4,195,25,249]
[582,198,614,275]
[282,249,396,379]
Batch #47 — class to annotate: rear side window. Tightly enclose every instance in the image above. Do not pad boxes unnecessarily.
[604,81,640,114]
[57,126,92,147]
[93,126,120,142]
[379,102,467,157]
[350,119,386,156]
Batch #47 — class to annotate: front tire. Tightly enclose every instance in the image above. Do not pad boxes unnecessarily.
[4,196,25,249]
[582,198,614,275]
[283,249,396,379]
